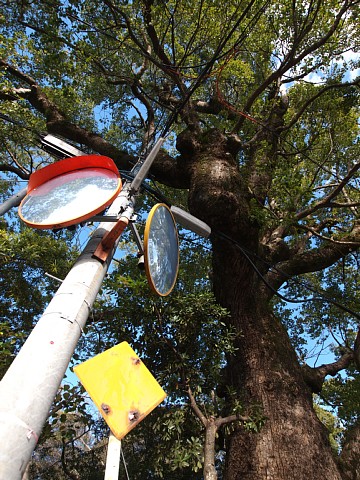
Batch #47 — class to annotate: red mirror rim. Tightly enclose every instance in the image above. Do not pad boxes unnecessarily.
[19,155,122,229]
[27,155,120,192]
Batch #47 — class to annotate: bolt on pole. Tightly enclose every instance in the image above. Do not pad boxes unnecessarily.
[0,193,130,480]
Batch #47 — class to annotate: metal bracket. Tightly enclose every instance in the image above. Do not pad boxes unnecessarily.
[130,137,165,194]
[92,184,135,262]
[40,134,86,158]
[92,139,165,262]
[87,215,120,223]
[129,222,144,255]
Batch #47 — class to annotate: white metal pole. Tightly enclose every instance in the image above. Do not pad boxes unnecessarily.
[0,193,130,480]
[0,188,27,216]
[0,136,168,479]
[104,433,121,480]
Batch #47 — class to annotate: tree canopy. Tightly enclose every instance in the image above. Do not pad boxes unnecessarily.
[0,0,359,479]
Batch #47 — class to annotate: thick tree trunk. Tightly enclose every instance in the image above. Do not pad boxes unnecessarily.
[180,127,343,479]
[211,241,342,480]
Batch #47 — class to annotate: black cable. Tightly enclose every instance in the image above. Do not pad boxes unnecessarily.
[119,171,171,205]
[5,2,355,189]
[213,230,360,321]
[2,5,357,315]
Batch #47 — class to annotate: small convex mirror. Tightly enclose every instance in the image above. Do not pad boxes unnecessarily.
[144,203,179,296]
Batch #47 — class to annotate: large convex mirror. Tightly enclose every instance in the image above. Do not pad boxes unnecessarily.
[144,203,179,296]
[18,155,122,229]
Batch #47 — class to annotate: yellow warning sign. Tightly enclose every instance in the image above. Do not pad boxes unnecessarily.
[73,342,166,439]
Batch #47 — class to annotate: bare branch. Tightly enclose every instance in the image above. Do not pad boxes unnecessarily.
[141,0,174,69]
[177,0,205,67]
[281,79,360,133]
[233,0,354,131]
[0,163,30,180]
[302,351,354,392]
[296,161,360,221]
[1,60,189,187]
[265,221,360,291]
[0,58,37,85]
[315,353,354,378]
[327,201,360,209]
[5,145,30,176]
[297,224,360,248]
[187,386,208,428]
[0,60,136,165]
[102,0,183,87]
[215,413,249,428]
[130,82,155,144]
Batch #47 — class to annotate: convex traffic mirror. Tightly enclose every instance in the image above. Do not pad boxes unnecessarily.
[144,203,179,296]
[19,155,122,229]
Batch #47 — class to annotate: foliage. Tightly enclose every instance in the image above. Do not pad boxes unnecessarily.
[314,399,344,453]
[0,223,77,378]
[29,413,108,480]
[322,372,360,429]
[70,237,236,478]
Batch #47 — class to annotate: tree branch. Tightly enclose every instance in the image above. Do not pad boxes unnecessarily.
[302,351,354,393]
[296,161,360,221]
[187,385,250,480]
[265,221,360,291]
[187,386,208,428]
[215,413,249,428]
[5,145,31,175]
[130,82,155,144]
[297,224,360,248]
[281,79,360,133]
[233,0,354,131]
[0,164,30,180]
[102,0,183,88]
[141,0,174,68]
[0,59,133,165]
[1,59,191,187]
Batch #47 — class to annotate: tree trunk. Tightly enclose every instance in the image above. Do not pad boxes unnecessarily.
[180,127,343,479]
[204,419,218,480]
[211,240,342,480]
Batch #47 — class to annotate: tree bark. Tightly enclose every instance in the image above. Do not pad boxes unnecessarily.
[211,239,342,480]
[204,419,218,480]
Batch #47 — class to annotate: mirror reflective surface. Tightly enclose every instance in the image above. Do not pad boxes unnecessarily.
[144,204,179,296]
[19,168,121,229]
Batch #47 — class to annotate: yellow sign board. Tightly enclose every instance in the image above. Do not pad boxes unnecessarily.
[73,342,166,439]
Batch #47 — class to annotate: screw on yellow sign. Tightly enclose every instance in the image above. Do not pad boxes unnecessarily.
[73,342,166,439]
